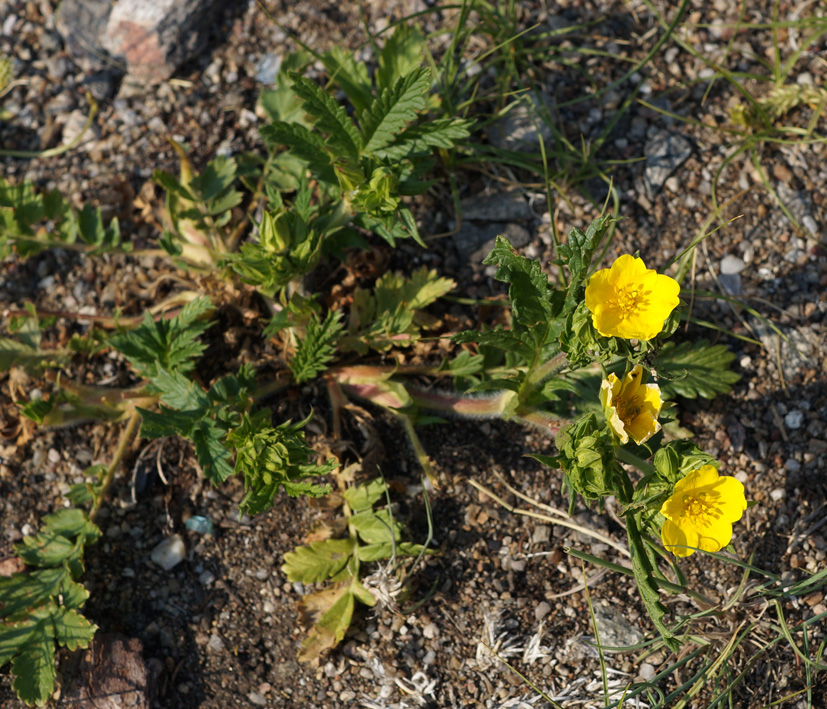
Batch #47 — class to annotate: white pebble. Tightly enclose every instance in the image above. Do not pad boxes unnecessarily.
[639,663,656,681]
[150,534,186,571]
[770,488,786,502]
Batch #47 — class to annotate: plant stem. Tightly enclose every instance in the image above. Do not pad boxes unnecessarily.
[90,411,141,522]
[616,446,656,476]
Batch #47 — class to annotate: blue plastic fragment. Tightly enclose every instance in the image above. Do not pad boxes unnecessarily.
[185,515,214,535]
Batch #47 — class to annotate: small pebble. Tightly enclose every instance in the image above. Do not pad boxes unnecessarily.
[639,663,656,681]
[535,602,552,621]
[784,410,804,430]
[206,634,225,654]
[150,534,186,571]
[770,488,785,502]
[720,254,746,274]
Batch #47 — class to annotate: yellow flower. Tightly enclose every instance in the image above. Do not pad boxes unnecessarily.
[600,365,662,445]
[660,465,747,557]
[585,254,680,340]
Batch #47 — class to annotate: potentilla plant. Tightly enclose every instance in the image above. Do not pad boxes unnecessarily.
[518,236,748,651]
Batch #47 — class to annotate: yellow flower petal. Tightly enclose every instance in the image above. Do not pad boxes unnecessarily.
[585,255,680,340]
[661,518,694,557]
[659,465,748,557]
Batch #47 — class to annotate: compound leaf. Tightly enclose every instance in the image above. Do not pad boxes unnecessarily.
[654,340,740,399]
[360,68,430,154]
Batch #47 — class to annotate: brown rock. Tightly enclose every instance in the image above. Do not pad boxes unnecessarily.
[60,634,153,708]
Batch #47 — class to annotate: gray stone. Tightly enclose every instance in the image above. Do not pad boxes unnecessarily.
[642,127,693,199]
[777,183,814,230]
[150,534,186,571]
[461,188,533,222]
[452,222,530,266]
[534,601,551,621]
[55,0,120,74]
[784,410,804,430]
[593,603,644,649]
[719,273,741,296]
[489,92,554,153]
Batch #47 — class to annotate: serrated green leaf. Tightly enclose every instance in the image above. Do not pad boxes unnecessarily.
[52,607,96,651]
[289,72,361,159]
[377,24,426,92]
[41,509,100,546]
[153,367,211,411]
[360,68,430,154]
[0,568,77,620]
[0,620,35,669]
[373,117,473,160]
[343,479,387,512]
[374,266,454,312]
[196,156,237,202]
[108,297,213,378]
[558,215,613,292]
[290,310,344,383]
[282,538,355,583]
[350,509,401,545]
[10,613,55,707]
[484,235,553,327]
[626,512,680,652]
[654,340,740,399]
[14,533,79,568]
[260,122,335,182]
[193,419,234,485]
[453,328,535,361]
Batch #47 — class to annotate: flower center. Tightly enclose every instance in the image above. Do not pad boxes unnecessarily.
[609,285,647,318]
[682,491,716,521]
[616,395,642,425]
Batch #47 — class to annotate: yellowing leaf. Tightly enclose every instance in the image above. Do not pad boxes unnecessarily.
[281,538,355,584]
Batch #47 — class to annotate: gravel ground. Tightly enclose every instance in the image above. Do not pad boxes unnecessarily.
[2,1,826,707]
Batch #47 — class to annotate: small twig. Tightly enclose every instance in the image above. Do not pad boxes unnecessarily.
[469,478,630,558]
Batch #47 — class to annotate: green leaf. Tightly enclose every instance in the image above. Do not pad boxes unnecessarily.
[108,297,213,378]
[653,441,720,484]
[153,367,211,411]
[373,117,473,160]
[289,310,344,384]
[298,583,355,662]
[377,24,426,91]
[322,46,373,115]
[343,479,387,512]
[626,512,680,652]
[52,607,97,651]
[359,67,430,154]
[654,340,740,399]
[452,328,535,362]
[260,122,335,182]
[557,215,613,293]
[374,266,454,312]
[484,235,554,328]
[229,412,334,516]
[193,419,235,485]
[350,509,401,545]
[282,538,355,583]
[289,72,361,159]
[10,613,55,707]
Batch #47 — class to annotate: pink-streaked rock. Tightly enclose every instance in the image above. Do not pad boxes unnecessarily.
[56,0,222,84]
